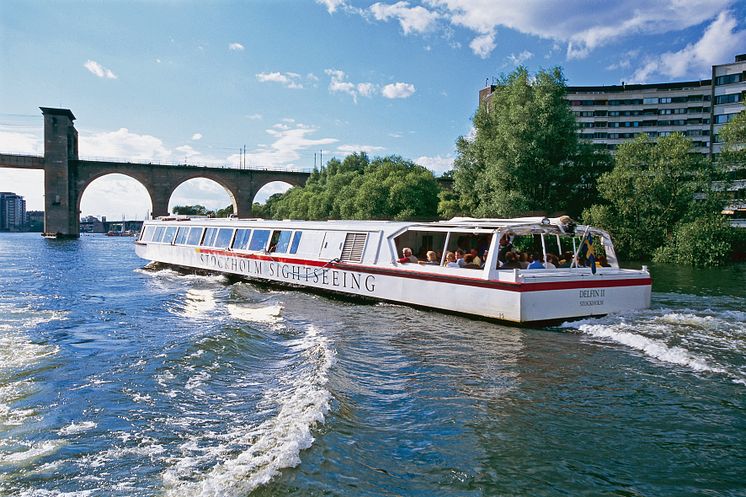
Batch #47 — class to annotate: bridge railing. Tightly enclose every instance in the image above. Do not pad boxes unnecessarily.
[0,153,45,169]
[77,155,312,173]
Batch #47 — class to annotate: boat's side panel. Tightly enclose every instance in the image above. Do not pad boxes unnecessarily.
[136,243,524,321]
[136,243,652,323]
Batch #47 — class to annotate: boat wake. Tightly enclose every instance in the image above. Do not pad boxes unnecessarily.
[161,324,336,496]
[560,299,746,385]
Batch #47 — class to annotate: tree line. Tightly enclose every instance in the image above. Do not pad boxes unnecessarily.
[177,66,746,266]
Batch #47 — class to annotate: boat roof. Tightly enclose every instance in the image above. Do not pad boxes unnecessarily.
[148,215,609,238]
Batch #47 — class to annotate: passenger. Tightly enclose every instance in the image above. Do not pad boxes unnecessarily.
[499,251,521,269]
[545,253,557,269]
[518,252,530,269]
[498,234,513,263]
[455,249,466,268]
[419,250,439,265]
[444,251,460,268]
[558,251,574,268]
[462,254,480,269]
[599,255,611,267]
[527,253,545,270]
[469,248,482,267]
[397,247,418,264]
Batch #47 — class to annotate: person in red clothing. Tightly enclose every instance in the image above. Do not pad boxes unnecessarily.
[398,247,418,263]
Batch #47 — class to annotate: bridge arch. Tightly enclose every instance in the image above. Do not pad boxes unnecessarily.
[252,180,295,206]
[168,175,238,216]
[77,172,154,221]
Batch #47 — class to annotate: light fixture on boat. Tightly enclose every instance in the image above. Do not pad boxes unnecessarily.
[541,217,550,225]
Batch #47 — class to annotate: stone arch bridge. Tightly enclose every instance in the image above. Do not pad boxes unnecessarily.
[0,108,310,237]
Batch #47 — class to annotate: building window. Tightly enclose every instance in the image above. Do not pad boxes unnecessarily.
[714,113,738,124]
[715,74,743,85]
[714,93,742,104]
[643,97,658,104]
[659,97,672,104]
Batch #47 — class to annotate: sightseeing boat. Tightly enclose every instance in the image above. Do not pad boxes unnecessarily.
[134,216,651,323]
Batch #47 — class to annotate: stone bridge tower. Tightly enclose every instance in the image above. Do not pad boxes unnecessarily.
[41,107,79,238]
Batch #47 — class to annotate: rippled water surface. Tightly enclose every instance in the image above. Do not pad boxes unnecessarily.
[1,233,744,496]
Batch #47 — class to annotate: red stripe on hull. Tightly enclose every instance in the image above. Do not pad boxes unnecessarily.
[195,248,651,293]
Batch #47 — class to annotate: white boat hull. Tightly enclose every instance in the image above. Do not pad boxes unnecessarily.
[136,243,651,323]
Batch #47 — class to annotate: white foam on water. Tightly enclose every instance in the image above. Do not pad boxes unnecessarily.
[162,324,336,496]
[17,490,95,497]
[574,322,725,373]
[180,289,217,318]
[58,421,97,436]
[0,440,65,465]
[226,304,283,324]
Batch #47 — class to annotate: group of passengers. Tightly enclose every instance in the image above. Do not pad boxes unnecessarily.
[397,236,610,270]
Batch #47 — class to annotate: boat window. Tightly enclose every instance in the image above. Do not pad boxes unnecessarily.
[232,228,252,250]
[154,226,166,243]
[340,232,367,263]
[249,229,270,251]
[269,230,293,253]
[202,227,219,246]
[163,226,178,244]
[289,231,302,254]
[213,228,234,248]
[141,226,154,242]
[186,227,203,246]
[174,227,189,245]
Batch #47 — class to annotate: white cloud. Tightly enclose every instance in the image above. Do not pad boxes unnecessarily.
[369,1,440,34]
[79,128,172,162]
[356,0,735,59]
[336,144,386,154]
[606,49,640,71]
[629,11,746,83]
[0,129,43,155]
[237,121,338,169]
[254,181,294,204]
[325,69,377,103]
[470,31,496,59]
[246,113,263,120]
[316,0,347,14]
[84,60,117,79]
[228,42,245,51]
[191,133,202,141]
[507,50,533,66]
[415,154,453,174]
[256,71,305,89]
[381,82,416,99]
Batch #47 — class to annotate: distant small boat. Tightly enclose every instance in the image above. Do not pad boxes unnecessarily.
[107,230,136,237]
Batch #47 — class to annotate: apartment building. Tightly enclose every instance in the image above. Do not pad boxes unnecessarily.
[479,54,746,156]
[0,192,27,231]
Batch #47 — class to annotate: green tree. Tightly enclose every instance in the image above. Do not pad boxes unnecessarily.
[261,153,440,221]
[450,66,611,218]
[172,205,210,216]
[584,133,716,260]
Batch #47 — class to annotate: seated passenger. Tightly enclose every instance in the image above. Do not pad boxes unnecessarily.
[518,252,530,269]
[599,255,611,267]
[545,253,558,269]
[469,248,482,267]
[462,254,481,269]
[397,247,418,264]
[499,251,521,269]
[419,250,439,265]
[527,254,545,270]
[558,251,574,268]
[444,251,460,267]
[455,249,466,268]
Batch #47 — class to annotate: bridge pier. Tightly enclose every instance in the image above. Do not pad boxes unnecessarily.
[41,107,79,238]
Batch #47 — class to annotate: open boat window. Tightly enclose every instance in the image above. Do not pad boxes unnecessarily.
[289,231,302,254]
[213,228,234,248]
[186,227,203,246]
[269,230,293,253]
[163,226,178,244]
[232,229,252,250]
[393,229,491,266]
[174,227,189,245]
[202,228,218,247]
[249,229,270,251]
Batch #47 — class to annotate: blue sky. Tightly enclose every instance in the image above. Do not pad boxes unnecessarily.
[1,0,745,219]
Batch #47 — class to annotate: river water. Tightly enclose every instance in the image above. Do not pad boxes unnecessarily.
[0,233,744,497]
